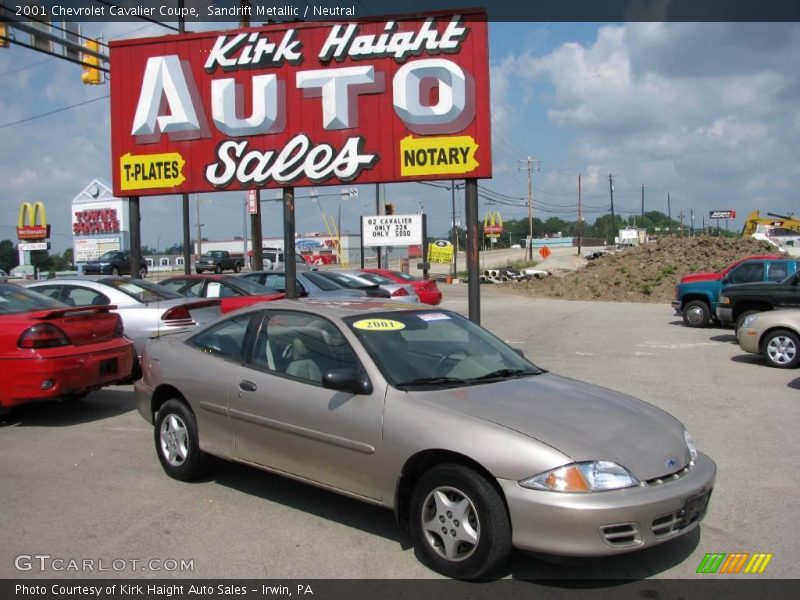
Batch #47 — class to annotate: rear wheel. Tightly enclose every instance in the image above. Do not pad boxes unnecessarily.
[682,300,710,328]
[762,329,800,369]
[234,263,242,273]
[154,399,209,481]
[409,464,512,579]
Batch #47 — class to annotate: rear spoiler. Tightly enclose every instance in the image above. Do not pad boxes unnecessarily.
[33,305,119,320]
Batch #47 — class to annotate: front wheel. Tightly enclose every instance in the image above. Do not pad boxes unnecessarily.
[138,267,147,279]
[409,464,512,579]
[154,399,209,481]
[111,266,120,276]
[682,300,710,328]
[234,263,242,273]
[214,264,222,274]
[196,269,203,274]
[762,329,800,369]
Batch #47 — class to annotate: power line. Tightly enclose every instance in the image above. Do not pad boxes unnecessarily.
[0,58,53,78]
[0,95,109,129]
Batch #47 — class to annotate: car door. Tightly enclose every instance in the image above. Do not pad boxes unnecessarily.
[775,271,800,308]
[227,309,385,499]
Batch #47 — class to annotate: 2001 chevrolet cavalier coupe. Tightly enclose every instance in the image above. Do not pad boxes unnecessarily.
[135,300,716,578]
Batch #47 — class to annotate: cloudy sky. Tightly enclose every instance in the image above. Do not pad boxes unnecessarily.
[1,20,799,252]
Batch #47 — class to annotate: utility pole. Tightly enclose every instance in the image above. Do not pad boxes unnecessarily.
[690,209,694,237]
[679,209,685,237]
[577,173,583,256]
[640,184,645,230]
[667,193,671,234]
[608,174,616,244]
[195,195,203,259]
[451,181,457,277]
[519,157,539,260]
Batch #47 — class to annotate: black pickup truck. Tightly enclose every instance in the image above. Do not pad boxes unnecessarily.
[717,269,800,329]
[195,250,243,274]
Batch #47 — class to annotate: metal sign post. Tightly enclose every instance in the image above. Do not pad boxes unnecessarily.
[465,179,480,324]
[283,188,297,299]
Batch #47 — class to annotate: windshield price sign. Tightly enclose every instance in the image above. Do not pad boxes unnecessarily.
[362,214,422,247]
[109,10,490,197]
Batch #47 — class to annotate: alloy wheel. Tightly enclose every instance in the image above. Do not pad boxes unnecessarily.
[420,486,481,562]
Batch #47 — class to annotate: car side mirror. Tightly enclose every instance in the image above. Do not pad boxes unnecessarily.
[322,368,372,395]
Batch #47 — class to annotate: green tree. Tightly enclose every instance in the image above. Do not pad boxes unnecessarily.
[0,239,19,273]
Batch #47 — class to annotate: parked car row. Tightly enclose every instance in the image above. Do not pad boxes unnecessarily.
[672,254,800,369]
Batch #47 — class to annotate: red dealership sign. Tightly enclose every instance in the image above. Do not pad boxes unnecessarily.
[109,10,491,197]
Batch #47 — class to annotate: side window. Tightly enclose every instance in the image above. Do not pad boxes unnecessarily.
[189,313,253,361]
[181,280,206,298]
[728,263,764,284]
[30,286,63,302]
[65,286,109,306]
[250,312,358,385]
[219,283,240,298]
[767,263,788,282]
[160,280,189,294]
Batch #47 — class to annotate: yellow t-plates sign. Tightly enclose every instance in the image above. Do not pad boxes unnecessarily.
[400,135,479,177]
[353,318,406,331]
[120,152,186,191]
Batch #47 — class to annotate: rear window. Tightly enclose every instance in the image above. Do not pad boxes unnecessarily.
[302,272,344,291]
[390,271,416,282]
[358,272,393,285]
[0,284,66,314]
[100,278,182,303]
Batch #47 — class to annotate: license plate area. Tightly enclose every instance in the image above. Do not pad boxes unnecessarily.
[680,490,711,528]
[99,358,118,377]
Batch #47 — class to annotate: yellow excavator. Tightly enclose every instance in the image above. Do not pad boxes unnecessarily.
[741,211,800,236]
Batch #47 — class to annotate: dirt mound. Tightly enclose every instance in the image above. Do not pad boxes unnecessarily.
[500,236,778,303]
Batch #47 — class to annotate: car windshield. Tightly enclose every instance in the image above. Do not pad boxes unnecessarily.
[0,284,66,314]
[97,251,118,261]
[231,277,274,295]
[302,271,346,291]
[100,278,182,303]
[358,272,393,285]
[345,310,543,389]
[322,272,372,289]
[389,270,416,282]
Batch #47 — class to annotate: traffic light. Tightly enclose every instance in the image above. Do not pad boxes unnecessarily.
[0,23,9,48]
[384,203,394,215]
[81,39,103,85]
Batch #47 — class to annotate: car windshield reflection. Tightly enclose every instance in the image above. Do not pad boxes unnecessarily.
[345,310,542,389]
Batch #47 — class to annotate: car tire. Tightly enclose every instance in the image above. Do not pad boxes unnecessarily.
[153,399,209,481]
[409,464,512,579]
[138,267,147,279]
[735,310,760,333]
[196,269,203,274]
[761,329,800,369]
[111,266,120,276]
[682,300,710,328]
[214,264,222,274]
[234,263,242,273]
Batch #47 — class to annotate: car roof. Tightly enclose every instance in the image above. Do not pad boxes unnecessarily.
[235,298,432,319]
[163,274,227,280]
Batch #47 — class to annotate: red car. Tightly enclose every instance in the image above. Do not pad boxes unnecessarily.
[360,269,442,305]
[159,274,285,313]
[0,283,135,410]
[679,254,781,283]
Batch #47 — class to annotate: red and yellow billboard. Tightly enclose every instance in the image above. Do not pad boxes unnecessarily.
[109,10,491,197]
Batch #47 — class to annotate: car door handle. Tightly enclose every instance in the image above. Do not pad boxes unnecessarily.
[239,380,257,392]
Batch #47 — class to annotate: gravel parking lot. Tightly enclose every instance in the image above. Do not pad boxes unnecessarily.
[2,284,798,580]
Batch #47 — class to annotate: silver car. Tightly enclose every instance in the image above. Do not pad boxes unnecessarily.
[25,277,220,357]
[737,309,800,368]
[318,270,419,302]
[135,301,715,578]
[241,270,367,299]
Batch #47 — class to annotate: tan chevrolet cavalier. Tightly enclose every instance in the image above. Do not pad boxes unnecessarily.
[737,309,800,368]
[135,300,716,578]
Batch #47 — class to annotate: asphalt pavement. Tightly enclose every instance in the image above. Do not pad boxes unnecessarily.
[1,283,797,580]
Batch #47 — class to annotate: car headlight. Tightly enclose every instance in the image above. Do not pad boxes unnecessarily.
[684,430,698,462]
[519,461,639,493]
[719,295,730,305]
[741,314,759,329]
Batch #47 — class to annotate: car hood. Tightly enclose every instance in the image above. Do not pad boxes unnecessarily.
[680,271,720,283]
[412,373,689,481]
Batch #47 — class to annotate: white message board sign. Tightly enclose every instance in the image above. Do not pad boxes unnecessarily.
[362,215,423,247]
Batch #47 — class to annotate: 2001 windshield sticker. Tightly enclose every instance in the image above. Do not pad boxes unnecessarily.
[109,10,491,196]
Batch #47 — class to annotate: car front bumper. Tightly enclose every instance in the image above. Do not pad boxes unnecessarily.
[716,306,733,323]
[0,341,135,407]
[737,327,761,354]
[498,452,716,557]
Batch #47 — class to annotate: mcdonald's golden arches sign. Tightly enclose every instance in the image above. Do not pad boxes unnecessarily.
[17,202,51,241]
[483,211,503,238]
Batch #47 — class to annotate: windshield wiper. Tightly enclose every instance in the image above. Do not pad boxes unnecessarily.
[466,368,540,383]
[395,376,465,390]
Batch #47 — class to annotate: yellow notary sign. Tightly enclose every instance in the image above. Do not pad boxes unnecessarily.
[353,319,406,331]
[120,152,186,191]
[400,135,479,177]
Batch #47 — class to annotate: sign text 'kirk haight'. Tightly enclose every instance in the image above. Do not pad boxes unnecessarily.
[109,10,491,197]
